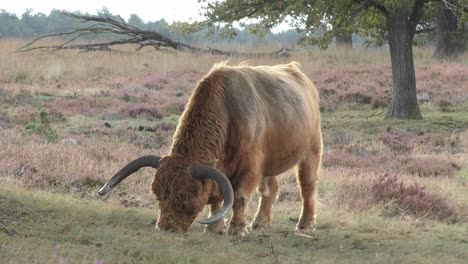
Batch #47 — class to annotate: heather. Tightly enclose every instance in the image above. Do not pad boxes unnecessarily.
[0,39,467,263]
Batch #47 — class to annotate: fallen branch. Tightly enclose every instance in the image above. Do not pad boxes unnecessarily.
[17,12,292,58]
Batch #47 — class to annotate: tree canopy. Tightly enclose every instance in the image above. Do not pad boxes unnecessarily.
[201,0,467,49]
[201,0,467,119]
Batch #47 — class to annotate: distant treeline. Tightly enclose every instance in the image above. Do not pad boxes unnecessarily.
[0,8,301,47]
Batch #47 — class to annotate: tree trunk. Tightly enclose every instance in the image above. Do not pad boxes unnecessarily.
[434,2,465,59]
[385,9,422,119]
[335,33,353,48]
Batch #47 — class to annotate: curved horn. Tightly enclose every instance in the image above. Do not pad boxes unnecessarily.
[190,166,234,225]
[97,155,161,196]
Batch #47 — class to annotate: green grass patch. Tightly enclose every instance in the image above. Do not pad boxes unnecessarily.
[12,92,54,108]
[456,166,468,181]
[322,104,468,134]
[1,183,466,263]
[60,114,180,135]
[23,109,60,142]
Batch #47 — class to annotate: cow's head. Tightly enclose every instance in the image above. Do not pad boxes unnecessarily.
[97,155,233,233]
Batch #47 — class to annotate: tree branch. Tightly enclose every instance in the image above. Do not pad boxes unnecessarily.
[17,12,291,58]
[440,0,468,16]
[415,27,435,34]
[370,1,389,16]
[410,0,428,37]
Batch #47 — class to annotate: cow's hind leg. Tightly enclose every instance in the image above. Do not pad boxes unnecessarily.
[251,176,278,231]
[205,203,226,234]
[296,151,320,231]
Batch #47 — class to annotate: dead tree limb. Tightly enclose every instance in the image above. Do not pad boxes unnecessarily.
[17,12,292,57]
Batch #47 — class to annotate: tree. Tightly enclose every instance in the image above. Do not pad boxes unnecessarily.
[201,0,465,119]
[20,9,47,37]
[336,34,353,48]
[0,10,21,37]
[128,14,147,30]
[434,0,467,58]
[46,9,78,34]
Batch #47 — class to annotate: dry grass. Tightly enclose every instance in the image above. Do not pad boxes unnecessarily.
[330,173,463,222]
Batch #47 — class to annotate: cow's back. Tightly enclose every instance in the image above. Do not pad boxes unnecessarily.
[217,62,321,176]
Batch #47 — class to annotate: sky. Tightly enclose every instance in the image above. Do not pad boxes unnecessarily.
[2,0,205,23]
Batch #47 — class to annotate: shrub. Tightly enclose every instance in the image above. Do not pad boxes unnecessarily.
[0,115,10,128]
[46,108,66,122]
[370,96,389,109]
[142,74,169,90]
[0,88,13,103]
[344,92,372,104]
[123,103,163,120]
[437,99,453,112]
[156,122,177,132]
[371,175,460,223]
[24,109,59,142]
[332,177,374,211]
[10,105,37,124]
[322,151,372,168]
[381,128,414,153]
[402,157,459,177]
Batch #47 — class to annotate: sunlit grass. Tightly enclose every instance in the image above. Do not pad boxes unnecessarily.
[1,183,467,263]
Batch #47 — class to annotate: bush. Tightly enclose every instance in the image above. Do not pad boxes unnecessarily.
[402,157,459,177]
[437,99,453,112]
[371,175,460,223]
[381,128,414,153]
[10,105,37,124]
[142,74,169,90]
[24,109,59,142]
[123,103,163,120]
[370,96,389,109]
[156,121,176,132]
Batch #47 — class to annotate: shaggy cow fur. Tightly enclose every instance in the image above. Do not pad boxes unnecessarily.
[152,61,322,235]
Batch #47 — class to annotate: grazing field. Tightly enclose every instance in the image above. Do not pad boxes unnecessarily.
[0,39,467,263]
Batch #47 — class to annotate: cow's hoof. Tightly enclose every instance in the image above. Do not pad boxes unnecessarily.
[295,224,316,235]
[250,220,270,231]
[296,217,316,231]
[228,226,248,238]
[205,222,225,235]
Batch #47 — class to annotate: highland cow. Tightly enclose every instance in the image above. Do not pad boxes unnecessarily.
[98,61,323,236]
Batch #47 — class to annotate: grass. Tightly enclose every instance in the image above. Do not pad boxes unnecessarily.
[0,38,467,263]
[60,114,179,134]
[322,103,468,134]
[1,183,467,263]
[457,166,468,181]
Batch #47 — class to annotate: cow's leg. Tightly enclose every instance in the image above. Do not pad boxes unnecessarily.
[228,172,261,237]
[251,176,278,230]
[205,203,225,234]
[296,150,321,231]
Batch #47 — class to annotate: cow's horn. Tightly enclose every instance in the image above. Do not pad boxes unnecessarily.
[97,155,161,196]
[190,166,234,225]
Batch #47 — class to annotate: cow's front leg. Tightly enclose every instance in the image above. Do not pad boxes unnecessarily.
[228,172,260,237]
[205,203,225,234]
[251,176,278,231]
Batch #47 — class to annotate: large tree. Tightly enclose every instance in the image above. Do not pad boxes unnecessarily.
[434,0,467,58]
[201,0,465,119]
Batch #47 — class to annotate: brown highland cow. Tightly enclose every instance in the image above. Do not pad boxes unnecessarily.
[98,61,322,236]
